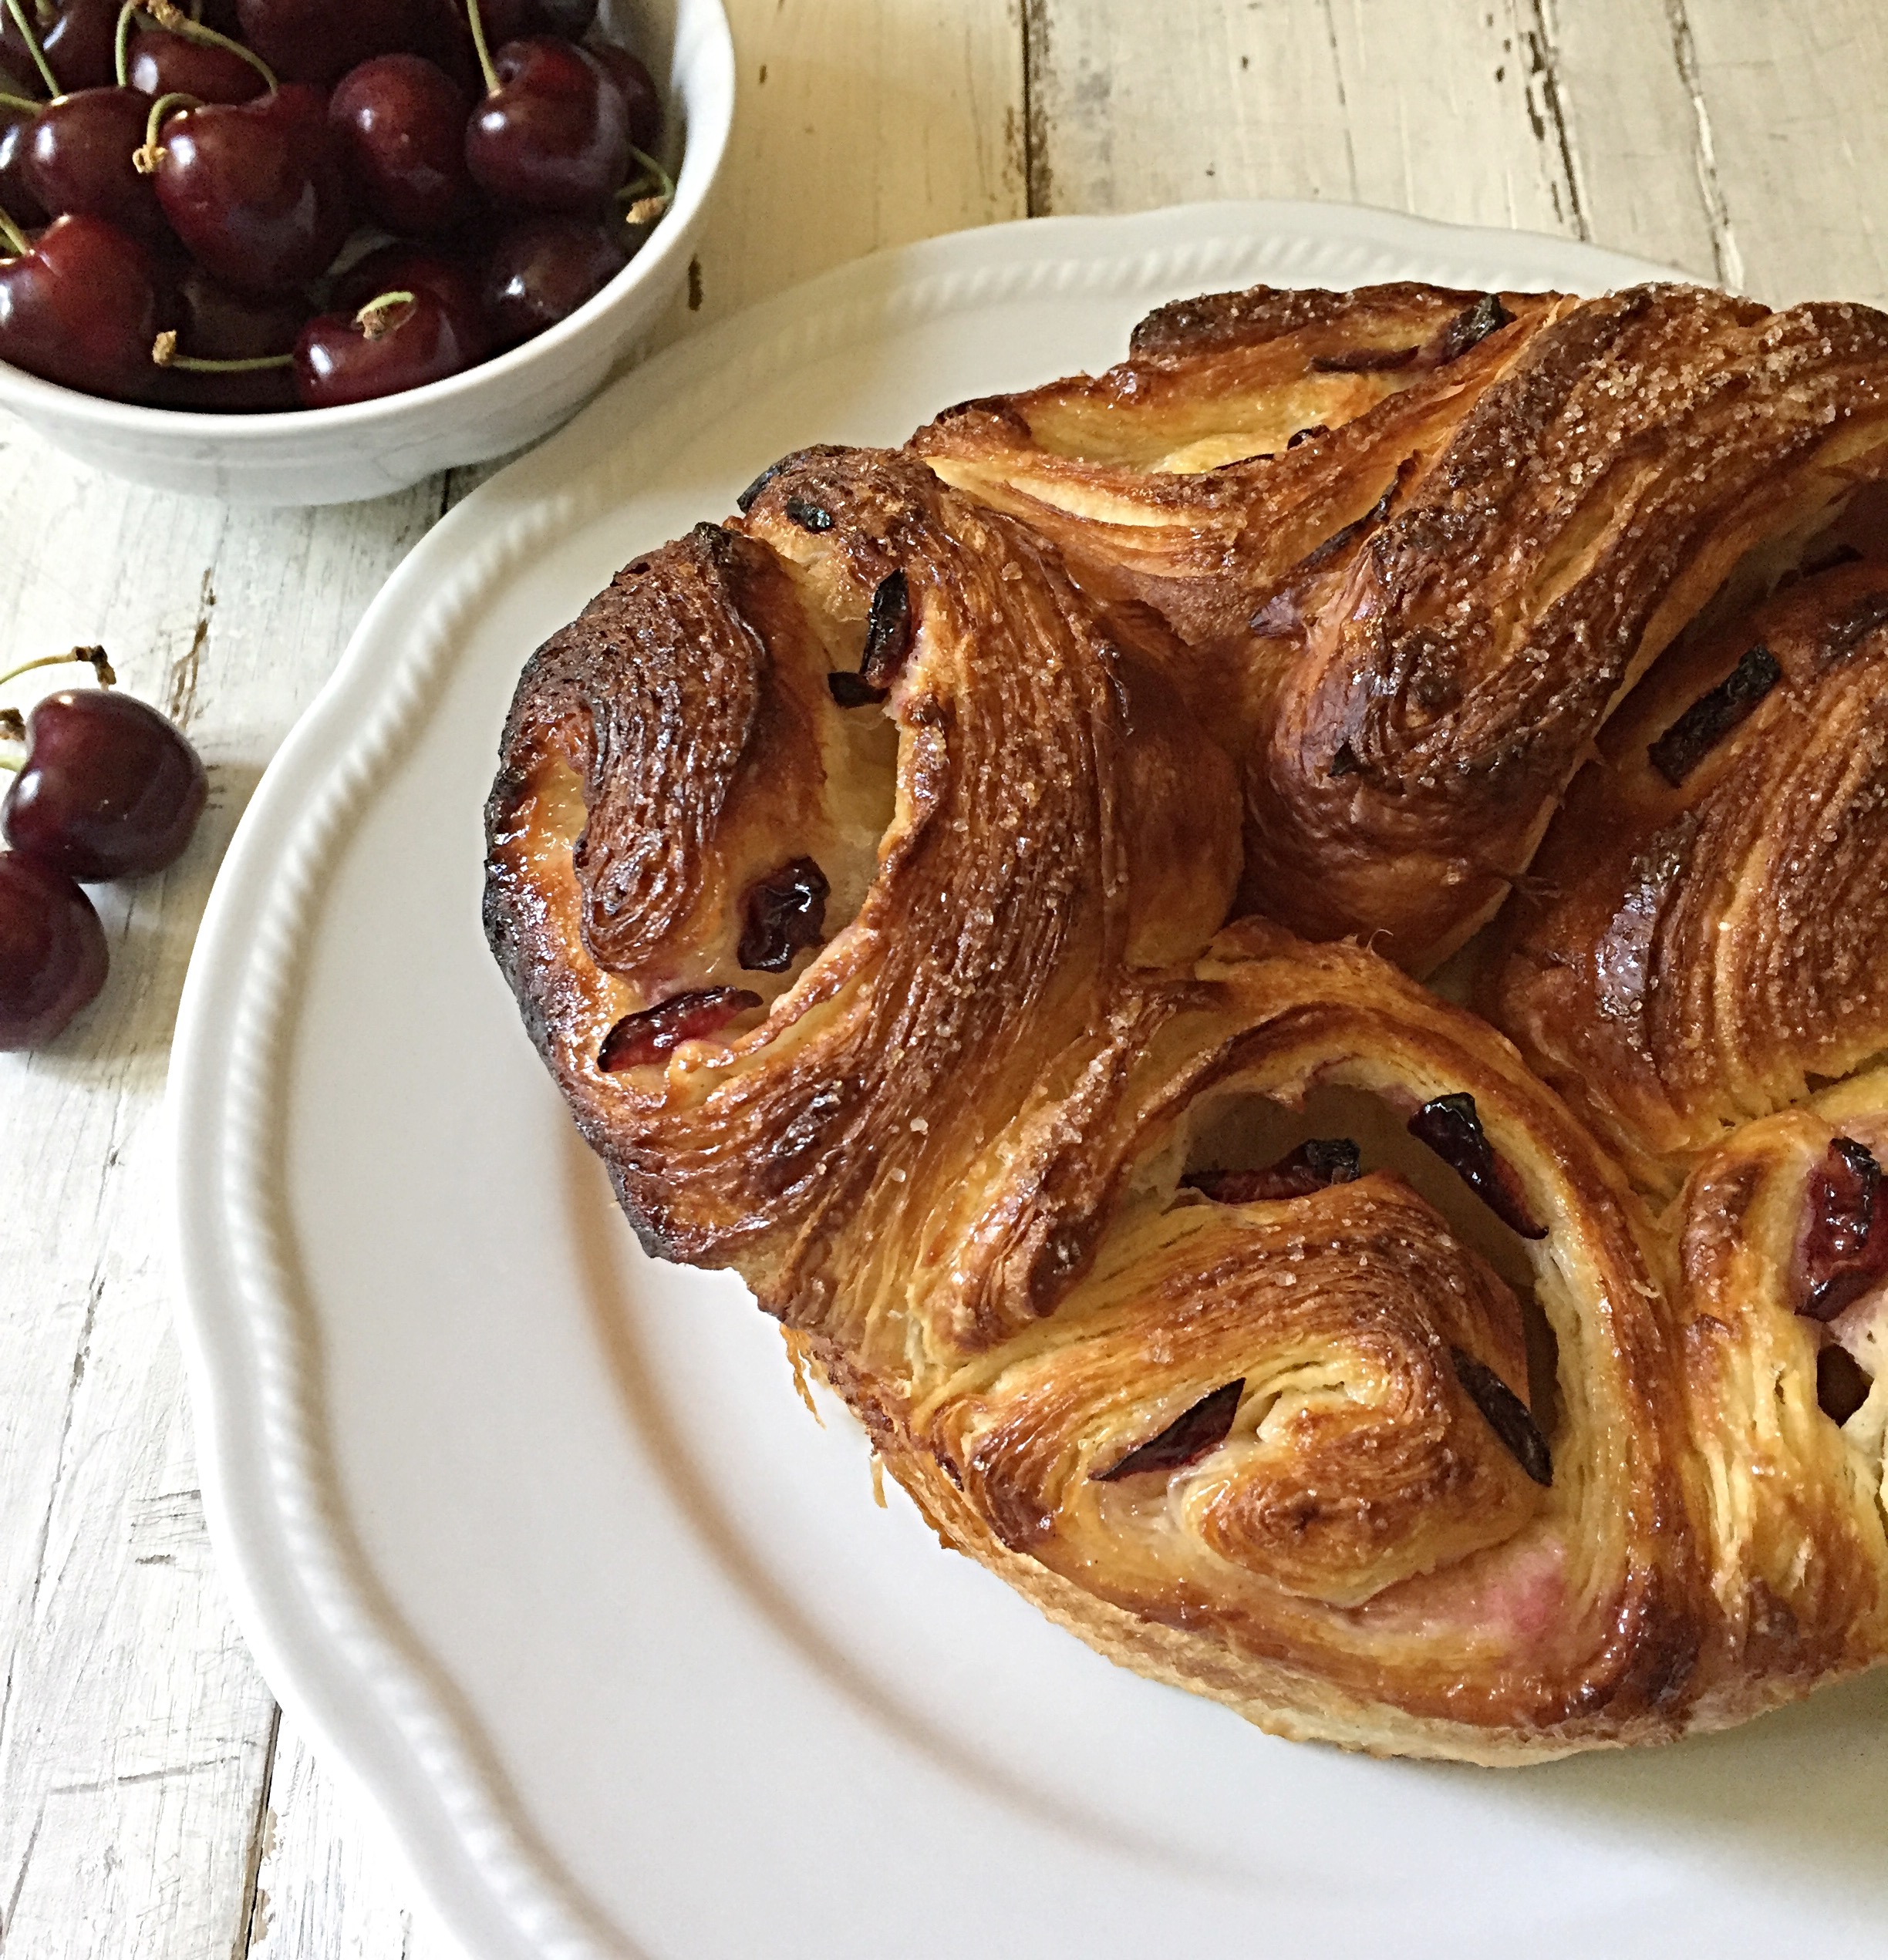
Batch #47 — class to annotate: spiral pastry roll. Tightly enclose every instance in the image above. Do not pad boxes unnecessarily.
[486,426,1888,1762]
[917,282,1888,971]
[1488,554,1888,1187]
[484,446,1241,1360]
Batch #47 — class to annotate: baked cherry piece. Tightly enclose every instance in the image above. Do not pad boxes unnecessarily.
[2,689,208,881]
[329,54,474,234]
[294,288,484,406]
[126,26,270,105]
[0,214,161,399]
[589,44,660,153]
[26,88,170,244]
[481,213,625,346]
[464,38,629,214]
[152,86,353,296]
[0,851,109,1050]
[234,0,426,86]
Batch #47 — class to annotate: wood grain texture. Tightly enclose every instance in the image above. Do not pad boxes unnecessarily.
[246,1715,464,1960]
[1675,0,1888,308]
[1027,0,1583,231]
[678,0,1026,330]
[3,0,1885,1953]
[0,450,446,1957]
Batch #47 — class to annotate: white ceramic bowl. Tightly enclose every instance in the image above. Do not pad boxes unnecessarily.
[0,0,732,505]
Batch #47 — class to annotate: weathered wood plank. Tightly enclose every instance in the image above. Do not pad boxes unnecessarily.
[1027,0,1583,234]
[247,1714,465,1960]
[683,0,1027,330]
[1537,0,1720,281]
[0,449,446,1959]
[1675,0,1888,308]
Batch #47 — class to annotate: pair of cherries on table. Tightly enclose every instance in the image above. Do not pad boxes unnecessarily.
[0,654,207,1049]
[0,0,666,409]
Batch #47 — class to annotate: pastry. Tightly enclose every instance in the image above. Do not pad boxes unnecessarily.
[915,282,1888,972]
[485,282,1888,1763]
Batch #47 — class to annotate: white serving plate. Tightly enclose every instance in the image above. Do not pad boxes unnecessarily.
[170,200,1888,1960]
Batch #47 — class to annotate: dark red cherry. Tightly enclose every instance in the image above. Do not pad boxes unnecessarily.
[125,26,269,104]
[474,0,548,41]
[234,0,426,86]
[25,87,169,244]
[480,212,625,345]
[332,240,489,356]
[329,53,474,234]
[737,857,828,971]
[0,108,47,227]
[1184,1138,1363,1204]
[0,214,160,399]
[1407,1092,1547,1240]
[1093,1380,1246,1482]
[597,987,760,1071]
[1799,1137,1888,1322]
[0,850,108,1049]
[2,0,119,93]
[293,287,482,406]
[464,38,629,214]
[589,43,659,153]
[3,689,207,881]
[0,39,36,97]
[154,262,302,408]
[153,86,352,296]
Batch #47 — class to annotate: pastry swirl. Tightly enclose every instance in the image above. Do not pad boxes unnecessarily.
[486,281,1888,1762]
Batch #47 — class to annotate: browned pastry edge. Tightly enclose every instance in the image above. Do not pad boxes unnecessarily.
[917,279,1888,973]
[1486,556,1888,1186]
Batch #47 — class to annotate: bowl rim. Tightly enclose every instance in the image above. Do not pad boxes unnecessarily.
[0,0,734,440]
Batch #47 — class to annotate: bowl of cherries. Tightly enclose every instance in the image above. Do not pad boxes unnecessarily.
[0,0,731,503]
[0,649,205,1049]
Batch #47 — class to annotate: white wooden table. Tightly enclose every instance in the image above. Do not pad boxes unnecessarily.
[2,2,1881,1952]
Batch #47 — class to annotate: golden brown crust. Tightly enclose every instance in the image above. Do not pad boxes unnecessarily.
[919,281,1888,972]
[1488,557,1888,1184]
[484,289,1888,1763]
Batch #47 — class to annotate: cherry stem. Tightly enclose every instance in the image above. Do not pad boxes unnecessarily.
[144,0,277,90]
[0,200,29,257]
[134,87,200,171]
[150,328,292,372]
[355,289,414,340]
[619,144,673,224]
[2,0,59,96]
[463,0,497,95]
[0,646,116,691]
[623,146,673,200]
[0,87,39,113]
[113,0,141,88]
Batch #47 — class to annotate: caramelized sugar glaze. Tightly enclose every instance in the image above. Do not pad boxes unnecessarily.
[486,282,1888,1762]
